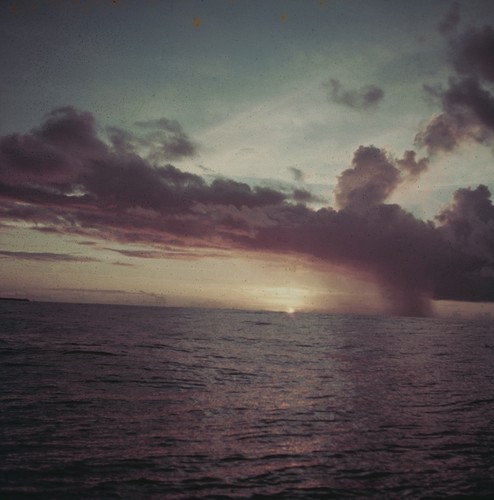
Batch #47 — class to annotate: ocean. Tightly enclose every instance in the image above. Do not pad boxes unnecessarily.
[1,301,493,499]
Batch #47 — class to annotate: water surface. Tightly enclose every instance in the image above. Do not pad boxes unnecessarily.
[1,302,493,498]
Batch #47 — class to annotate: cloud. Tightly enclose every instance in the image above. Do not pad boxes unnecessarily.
[417,77,494,154]
[241,203,443,316]
[334,146,401,211]
[333,146,429,211]
[50,287,139,294]
[417,19,494,154]
[0,107,103,189]
[396,150,429,180]
[288,166,305,182]
[326,78,384,111]
[416,112,463,154]
[292,188,321,204]
[437,184,494,261]
[248,192,494,313]
[197,164,215,174]
[1,107,494,316]
[134,118,198,160]
[449,25,494,82]
[107,248,225,260]
[434,184,494,301]
[108,117,197,162]
[107,249,167,259]
[437,2,460,35]
[0,108,286,216]
[0,251,98,262]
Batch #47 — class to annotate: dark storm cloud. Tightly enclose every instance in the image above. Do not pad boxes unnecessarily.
[2,107,494,316]
[0,134,68,176]
[450,25,494,82]
[418,16,494,154]
[437,184,494,262]
[0,107,102,188]
[443,76,494,129]
[326,78,384,111]
[0,107,286,215]
[246,203,444,317]
[248,192,494,312]
[416,77,494,154]
[434,184,494,301]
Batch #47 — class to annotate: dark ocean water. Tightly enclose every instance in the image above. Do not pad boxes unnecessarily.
[1,301,494,499]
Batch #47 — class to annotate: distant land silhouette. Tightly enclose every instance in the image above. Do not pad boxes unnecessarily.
[0,297,30,302]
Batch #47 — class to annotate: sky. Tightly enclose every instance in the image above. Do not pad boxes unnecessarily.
[1,0,494,318]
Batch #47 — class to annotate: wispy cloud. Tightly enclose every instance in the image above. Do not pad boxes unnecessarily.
[106,247,232,260]
[325,78,384,111]
[0,251,99,262]
[437,2,460,35]
[108,117,198,162]
[288,167,306,182]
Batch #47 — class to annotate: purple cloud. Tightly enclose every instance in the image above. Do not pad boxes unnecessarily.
[334,146,401,211]
[450,25,494,83]
[334,146,429,211]
[1,107,494,317]
[418,17,494,154]
[396,150,429,180]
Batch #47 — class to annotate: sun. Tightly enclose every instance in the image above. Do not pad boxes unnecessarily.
[245,285,309,314]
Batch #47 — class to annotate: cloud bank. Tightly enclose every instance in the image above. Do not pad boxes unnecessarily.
[1,105,494,317]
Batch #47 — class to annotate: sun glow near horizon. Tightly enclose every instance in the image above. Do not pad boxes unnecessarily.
[244,285,311,313]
